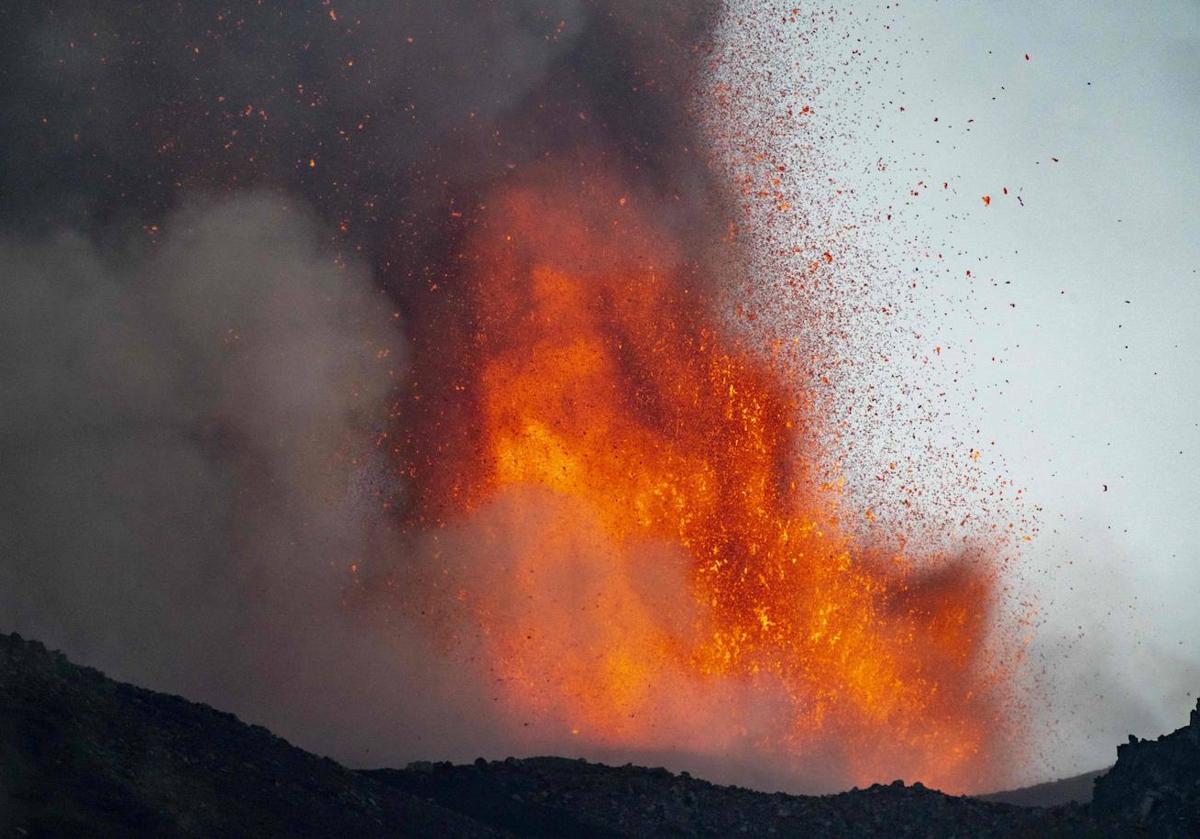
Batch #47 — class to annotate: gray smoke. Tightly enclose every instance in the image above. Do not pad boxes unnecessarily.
[0,190,773,774]
[0,193,465,761]
[0,0,832,784]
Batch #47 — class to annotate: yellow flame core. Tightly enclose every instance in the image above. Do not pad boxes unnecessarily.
[408,180,1017,793]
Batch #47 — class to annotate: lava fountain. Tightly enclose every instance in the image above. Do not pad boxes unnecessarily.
[382,157,1020,794]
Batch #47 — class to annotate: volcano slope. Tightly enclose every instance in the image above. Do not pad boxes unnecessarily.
[2,631,1196,838]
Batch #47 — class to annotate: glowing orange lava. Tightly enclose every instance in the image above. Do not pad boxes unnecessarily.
[399,168,1017,793]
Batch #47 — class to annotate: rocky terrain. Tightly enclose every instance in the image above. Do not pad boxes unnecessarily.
[0,633,499,838]
[367,758,1094,837]
[2,631,1196,837]
[1092,701,1200,835]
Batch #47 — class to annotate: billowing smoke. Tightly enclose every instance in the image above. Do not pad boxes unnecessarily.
[0,1,1023,794]
[0,0,750,777]
[0,2,721,257]
[1,195,389,746]
[0,190,591,768]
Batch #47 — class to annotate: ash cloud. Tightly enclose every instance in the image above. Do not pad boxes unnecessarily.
[0,190,761,777]
[0,1,723,260]
[0,191,559,767]
[0,0,740,777]
[0,194,418,752]
[0,1,1028,794]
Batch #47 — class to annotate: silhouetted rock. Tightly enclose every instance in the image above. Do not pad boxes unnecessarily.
[3,630,1198,837]
[1092,698,1200,836]
[0,633,500,838]
[367,758,1093,837]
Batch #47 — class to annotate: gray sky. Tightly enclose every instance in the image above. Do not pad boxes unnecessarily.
[729,0,1200,778]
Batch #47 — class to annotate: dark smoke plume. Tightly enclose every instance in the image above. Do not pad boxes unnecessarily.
[0,1,735,772]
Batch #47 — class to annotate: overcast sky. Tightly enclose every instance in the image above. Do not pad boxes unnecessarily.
[741,0,1200,777]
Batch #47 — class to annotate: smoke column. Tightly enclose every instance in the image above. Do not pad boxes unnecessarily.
[0,2,1023,792]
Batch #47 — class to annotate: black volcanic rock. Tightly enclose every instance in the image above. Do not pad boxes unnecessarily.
[3,630,1199,837]
[1092,699,1200,835]
[367,758,1090,838]
[0,632,500,838]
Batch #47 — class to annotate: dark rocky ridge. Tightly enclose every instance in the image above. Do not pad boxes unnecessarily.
[1092,700,1200,835]
[365,759,1088,837]
[2,631,1196,837]
[0,633,499,838]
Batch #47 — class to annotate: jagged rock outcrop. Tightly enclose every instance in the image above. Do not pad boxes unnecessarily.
[1092,698,1200,836]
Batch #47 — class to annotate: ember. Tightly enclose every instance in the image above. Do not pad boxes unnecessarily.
[390,166,1018,793]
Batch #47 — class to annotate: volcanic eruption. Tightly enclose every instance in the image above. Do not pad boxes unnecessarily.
[376,148,1018,790]
[364,3,1024,787]
[0,0,1026,798]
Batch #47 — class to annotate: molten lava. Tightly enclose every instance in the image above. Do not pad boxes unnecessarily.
[398,169,1015,793]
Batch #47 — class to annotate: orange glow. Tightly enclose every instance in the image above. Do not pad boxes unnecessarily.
[399,168,1017,793]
